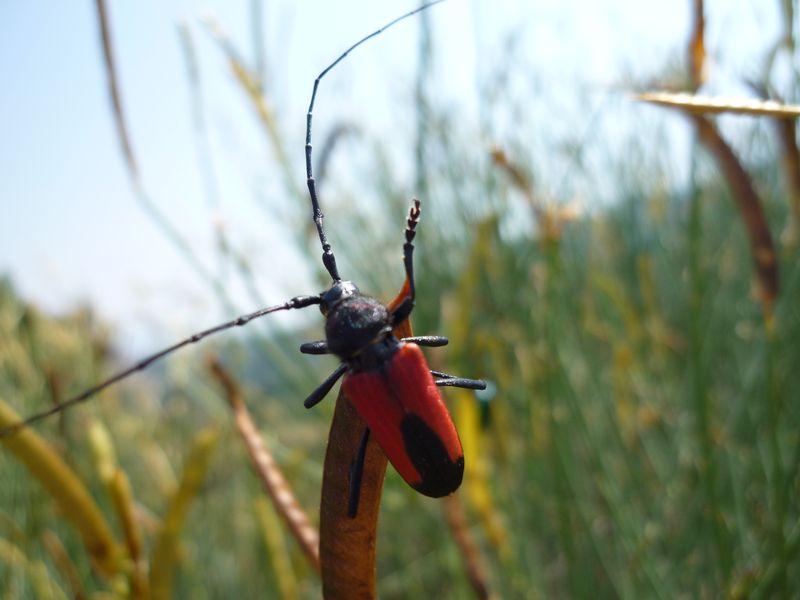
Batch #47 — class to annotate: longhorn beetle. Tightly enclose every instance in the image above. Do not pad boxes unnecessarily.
[0,0,485,517]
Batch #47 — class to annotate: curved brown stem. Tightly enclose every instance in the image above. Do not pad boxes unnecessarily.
[318,287,413,599]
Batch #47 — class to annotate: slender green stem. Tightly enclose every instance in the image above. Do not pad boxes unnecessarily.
[688,149,732,585]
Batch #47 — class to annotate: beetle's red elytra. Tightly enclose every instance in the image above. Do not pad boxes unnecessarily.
[344,342,464,497]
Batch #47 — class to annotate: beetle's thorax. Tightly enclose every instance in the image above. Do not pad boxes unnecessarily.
[321,281,394,360]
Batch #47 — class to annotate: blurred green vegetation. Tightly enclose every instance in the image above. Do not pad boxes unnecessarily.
[2,2,800,598]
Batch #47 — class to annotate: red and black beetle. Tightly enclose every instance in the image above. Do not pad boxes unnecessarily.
[298,197,484,514]
[0,1,485,516]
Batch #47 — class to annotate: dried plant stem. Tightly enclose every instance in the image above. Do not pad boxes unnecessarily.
[94,0,137,178]
[688,0,706,89]
[318,286,412,599]
[443,494,496,600]
[636,92,800,118]
[208,358,321,572]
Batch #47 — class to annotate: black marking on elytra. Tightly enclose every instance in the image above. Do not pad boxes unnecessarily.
[401,414,464,497]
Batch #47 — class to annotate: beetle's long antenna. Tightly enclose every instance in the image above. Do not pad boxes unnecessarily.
[305,0,445,283]
[0,295,322,438]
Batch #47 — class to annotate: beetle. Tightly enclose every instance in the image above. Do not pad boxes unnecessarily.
[0,0,485,516]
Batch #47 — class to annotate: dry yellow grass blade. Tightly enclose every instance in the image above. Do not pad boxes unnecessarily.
[253,497,300,599]
[149,427,220,600]
[636,92,800,118]
[87,420,117,484]
[490,147,579,245]
[202,16,303,202]
[454,390,507,555]
[0,401,119,577]
[86,421,147,597]
[110,472,148,599]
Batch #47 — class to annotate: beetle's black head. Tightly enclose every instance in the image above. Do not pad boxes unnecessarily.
[320,281,393,360]
[319,281,359,316]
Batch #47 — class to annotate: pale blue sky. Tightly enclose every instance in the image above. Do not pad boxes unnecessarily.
[0,1,782,351]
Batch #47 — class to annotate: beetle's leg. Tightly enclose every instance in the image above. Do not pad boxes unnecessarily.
[401,335,448,347]
[391,198,421,325]
[347,427,371,518]
[435,378,487,390]
[432,370,487,391]
[303,364,348,408]
[300,340,329,354]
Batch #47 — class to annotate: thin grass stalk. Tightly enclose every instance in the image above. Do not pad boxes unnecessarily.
[763,323,787,590]
[177,22,271,311]
[149,428,220,600]
[539,249,577,596]
[0,537,68,600]
[414,1,433,201]
[94,0,236,312]
[443,493,496,600]
[86,421,147,596]
[773,114,800,245]
[490,148,546,241]
[253,497,301,599]
[747,73,800,245]
[203,17,304,204]
[207,358,321,572]
[176,23,233,276]
[41,531,86,600]
[452,388,506,557]
[687,147,732,586]
[692,115,788,590]
[109,471,148,599]
[748,517,800,597]
[688,0,706,89]
[93,0,137,179]
[250,0,267,94]
[561,344,669,597]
